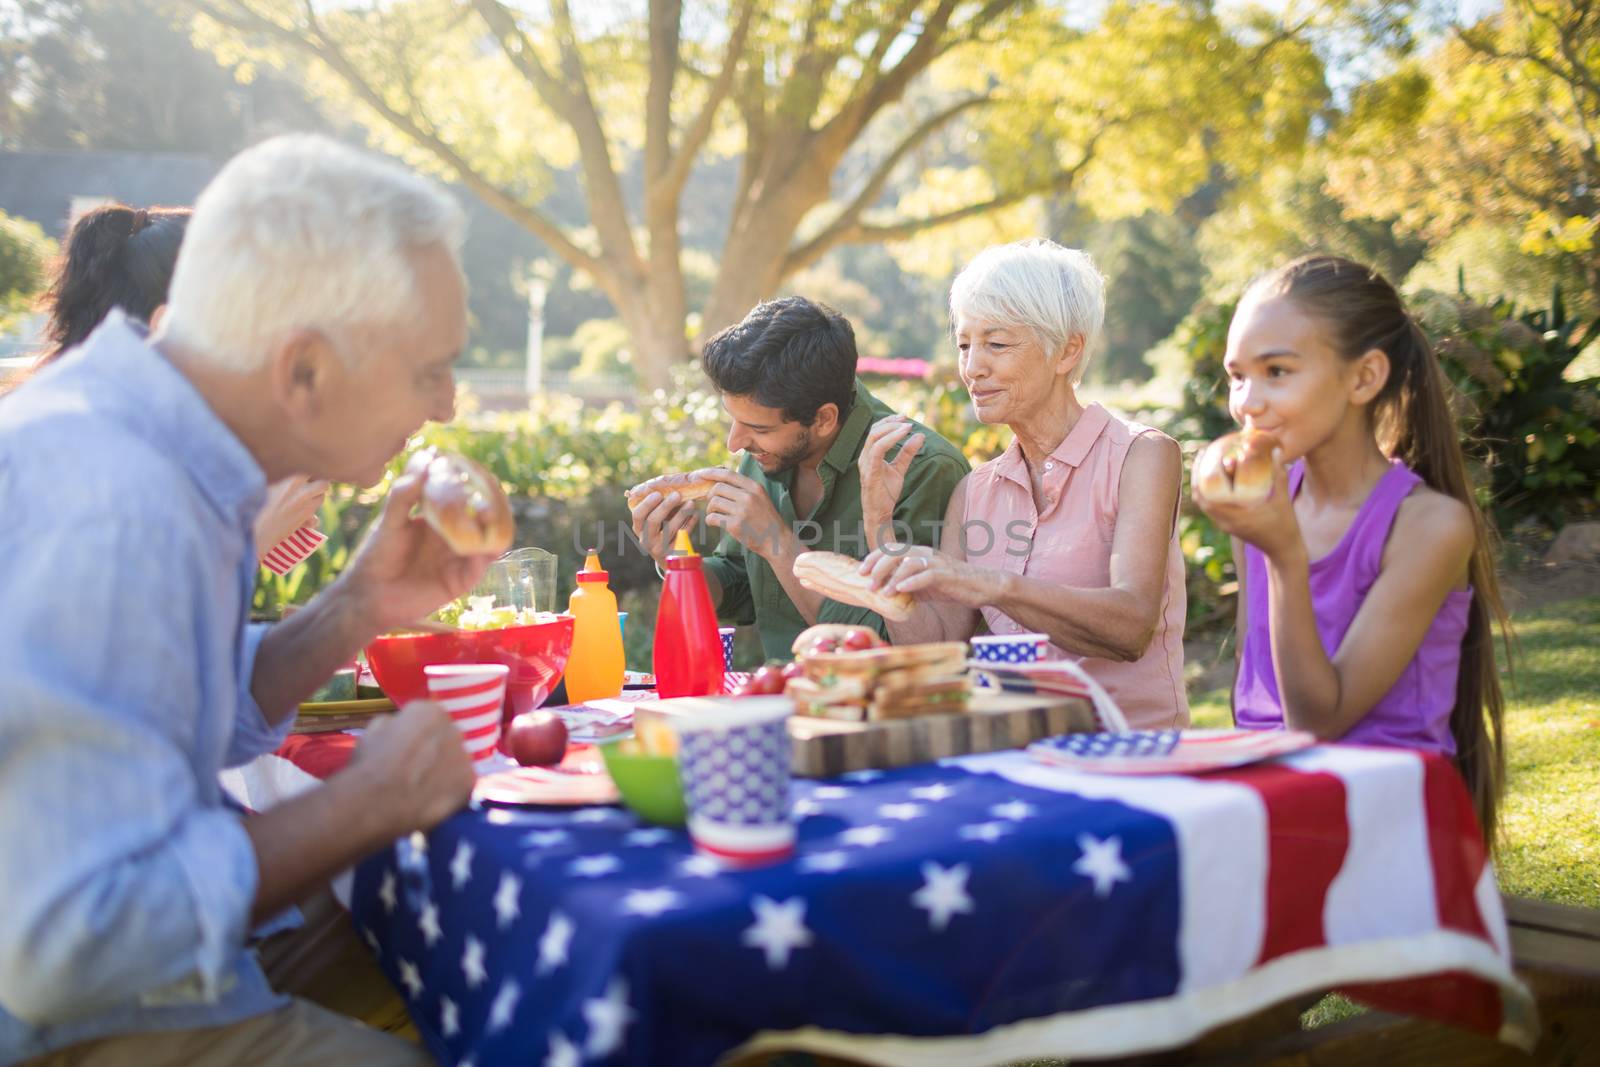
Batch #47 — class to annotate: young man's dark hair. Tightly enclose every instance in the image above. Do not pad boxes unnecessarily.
[700,296,857,426]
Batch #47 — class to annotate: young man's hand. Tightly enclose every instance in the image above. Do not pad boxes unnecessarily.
[702,469,788,560]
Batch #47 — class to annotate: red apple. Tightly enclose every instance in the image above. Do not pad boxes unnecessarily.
[737,663,788,697]
[506,710,569,767]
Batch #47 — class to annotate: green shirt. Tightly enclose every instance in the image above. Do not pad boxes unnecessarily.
[703,378,970,661]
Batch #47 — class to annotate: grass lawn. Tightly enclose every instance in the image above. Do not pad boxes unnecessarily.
[1189,596,1600,1030]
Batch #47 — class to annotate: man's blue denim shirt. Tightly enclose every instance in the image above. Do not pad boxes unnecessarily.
[0,312,295,1063]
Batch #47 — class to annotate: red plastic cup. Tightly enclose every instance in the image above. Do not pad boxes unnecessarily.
[424,663,510,768]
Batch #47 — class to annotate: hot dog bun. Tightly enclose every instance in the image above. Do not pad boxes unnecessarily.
[1193,428,1280,504]
[405,449,514,556]
[791,551,915,622]
[625,469,721,510]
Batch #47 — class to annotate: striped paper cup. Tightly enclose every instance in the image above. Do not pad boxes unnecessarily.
[424,663,511,768]
[262,523,327,576]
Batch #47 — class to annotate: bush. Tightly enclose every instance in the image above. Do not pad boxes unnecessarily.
[0,211,55,333]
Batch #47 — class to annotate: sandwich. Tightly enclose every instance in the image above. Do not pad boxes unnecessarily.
[792,551,914,621]
[1193,427,1280,505]
[789,641,970,721]
[405,448,514,556]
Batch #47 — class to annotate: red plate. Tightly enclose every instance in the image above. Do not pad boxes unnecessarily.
[474,746,621,806]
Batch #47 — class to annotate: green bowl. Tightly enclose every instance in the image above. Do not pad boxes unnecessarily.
[599,738,686,828]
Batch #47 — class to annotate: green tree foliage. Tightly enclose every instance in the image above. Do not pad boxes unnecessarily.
[0,0,320,152]
[0,210,54,332]
[184,0,1378,388]
[1328,1,1600,307]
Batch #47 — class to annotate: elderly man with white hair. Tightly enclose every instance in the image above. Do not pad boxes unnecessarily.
[0,135,489,1065]
[858,239,1189,729]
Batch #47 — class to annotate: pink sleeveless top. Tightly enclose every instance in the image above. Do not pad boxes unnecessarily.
[962,403,1189,729]
[1234,460,1472,754]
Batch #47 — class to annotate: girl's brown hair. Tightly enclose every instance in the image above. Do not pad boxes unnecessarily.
[1252,254,1510,841]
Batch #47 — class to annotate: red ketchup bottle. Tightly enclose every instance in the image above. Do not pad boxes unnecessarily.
[653,529,725,698]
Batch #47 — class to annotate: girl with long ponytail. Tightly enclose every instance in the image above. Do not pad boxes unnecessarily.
[1196,255,1509,840]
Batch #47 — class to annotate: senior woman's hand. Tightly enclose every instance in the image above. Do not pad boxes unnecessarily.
[858,543,993,609]
[857,416,925,543]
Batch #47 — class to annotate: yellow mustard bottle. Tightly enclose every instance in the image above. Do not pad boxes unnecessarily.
[563,550,626,703]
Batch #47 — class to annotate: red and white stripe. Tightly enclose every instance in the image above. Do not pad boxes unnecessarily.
[261,523,327,575]
[955,744,1534,1049]
[424,664,510,764]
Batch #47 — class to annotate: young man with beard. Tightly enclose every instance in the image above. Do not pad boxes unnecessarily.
[631,297,968,660]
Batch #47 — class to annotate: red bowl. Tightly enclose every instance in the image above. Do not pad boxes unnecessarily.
[365,615,575,719]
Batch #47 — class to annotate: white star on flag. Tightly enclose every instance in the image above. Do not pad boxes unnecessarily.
[397,958,423,999]
[461,935,488,989]
[440,995,460,1038]
[449,841,475,890]
[544,1032,581,1067]
[524,829,570,848]
[361,927,379,950]
[812,786,852,800]
[487,977,522,1032]
[879,802,924,821]
[679,855,721,878]
[840,824,893,848]
[791,797,822,818]
[742,895,813,969]
[1073,833,1133,898]
[841,769,883,782]
[406,830,428,856]
[537,911,575,975]
[799,850,850,873]
[418,901,443,947]
[911,783,956,801]
[624,828,672,847]
[623,887,684,917]
[958,821,1010,843]
[493,872,522,929]
[582,977,636,1057]
[569,854,622,878]
[990,800,1037,822]
[378,870,397,914]
[912,861,975,931]
[572,808,613,823]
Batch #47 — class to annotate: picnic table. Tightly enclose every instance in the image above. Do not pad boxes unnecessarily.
[229,719,1536,1067]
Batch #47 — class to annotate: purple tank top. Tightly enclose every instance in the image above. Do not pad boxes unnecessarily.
[1233,460,1472,755]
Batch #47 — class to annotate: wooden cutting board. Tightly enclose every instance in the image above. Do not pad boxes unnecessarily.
[632,691,1097,778]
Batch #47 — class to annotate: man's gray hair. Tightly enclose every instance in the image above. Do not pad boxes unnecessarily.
[163,133,466,371]
[949,239,1106,385]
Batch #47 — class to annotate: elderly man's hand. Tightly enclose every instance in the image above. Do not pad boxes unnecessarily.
[349,700,475,833]
[336,471,499,634]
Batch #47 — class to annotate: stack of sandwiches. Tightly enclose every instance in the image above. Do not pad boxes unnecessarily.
[786,641,971,721]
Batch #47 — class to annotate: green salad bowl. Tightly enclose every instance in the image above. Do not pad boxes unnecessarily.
[599,738,686,828]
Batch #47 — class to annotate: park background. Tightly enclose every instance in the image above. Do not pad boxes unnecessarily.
[1,0,1596,943]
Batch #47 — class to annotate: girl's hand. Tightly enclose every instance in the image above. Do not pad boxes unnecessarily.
[256,475,330,560]
[859,543,993,609]
[1192,449,1304,562]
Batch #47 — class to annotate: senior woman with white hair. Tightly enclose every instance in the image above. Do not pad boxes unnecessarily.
[858,239,1188,728]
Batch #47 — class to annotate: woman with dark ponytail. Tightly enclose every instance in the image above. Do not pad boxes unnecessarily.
[14,202,330,566]
[1195,255,1509,840]
[40,203,191,359]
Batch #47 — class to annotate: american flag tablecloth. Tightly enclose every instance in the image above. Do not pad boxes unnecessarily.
[301,743,1535,1066]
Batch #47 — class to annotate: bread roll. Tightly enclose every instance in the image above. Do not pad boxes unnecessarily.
[406,449,514,556]
[1193,428,1280,504]
[791,551,915,621]
[625,469,721,509]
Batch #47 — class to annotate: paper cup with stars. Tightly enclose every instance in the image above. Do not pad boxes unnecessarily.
[970,632,1049,664]
[717,626,737,672]
[673,702,794,867]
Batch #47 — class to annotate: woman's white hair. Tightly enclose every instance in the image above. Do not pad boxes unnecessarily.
[163,133,466,371]
[949,239,1106,385]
